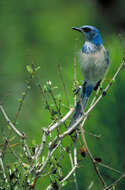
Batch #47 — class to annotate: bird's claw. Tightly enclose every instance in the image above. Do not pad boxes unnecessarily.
[100,87,106,96]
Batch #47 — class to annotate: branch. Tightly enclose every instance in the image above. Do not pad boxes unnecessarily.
[0,105,25,139]
[80,123,107,188]
[0,150,7,182]
[36,141,61,174]
[60,165,77,184]
[48,108,74,133]
[104,174,125,190]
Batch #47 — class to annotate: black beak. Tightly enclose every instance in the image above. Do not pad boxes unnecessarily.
[72,27,82,32]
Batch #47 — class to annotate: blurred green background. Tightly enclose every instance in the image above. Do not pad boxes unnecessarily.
[0,0,125,189]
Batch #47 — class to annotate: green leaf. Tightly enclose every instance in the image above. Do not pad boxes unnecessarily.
[35,66,40,71]
[26,65,33,74]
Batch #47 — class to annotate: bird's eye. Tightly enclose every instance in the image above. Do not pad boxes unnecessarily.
[83,27,91,32]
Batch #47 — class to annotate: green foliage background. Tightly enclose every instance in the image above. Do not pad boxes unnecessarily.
[0,0,125,189]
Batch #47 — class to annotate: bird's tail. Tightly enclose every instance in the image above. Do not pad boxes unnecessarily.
[68,82,93,134]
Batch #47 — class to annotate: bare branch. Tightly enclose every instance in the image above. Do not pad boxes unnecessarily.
[0,150,7,182]
[36,141,61,174]
[60,165,77,184]
[58,64,70,107]
[48,108,74,133]
[104,174,125,190]
[80,123,107,188]
[0,105,25,138]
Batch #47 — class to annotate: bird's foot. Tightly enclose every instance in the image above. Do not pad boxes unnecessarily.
[100,87,107,96]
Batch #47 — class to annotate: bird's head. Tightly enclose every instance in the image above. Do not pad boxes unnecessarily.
[72,25,102,46]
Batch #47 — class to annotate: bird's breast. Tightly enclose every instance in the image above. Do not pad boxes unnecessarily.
[79,46,108,85]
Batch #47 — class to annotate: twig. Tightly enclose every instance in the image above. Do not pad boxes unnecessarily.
[0,105,25,138]
[85,130,101,139]
[67,145,79,190]
[48,86,61,115]
[22,138,32,159]
[60,165,77,184]
[13,78,32,125]
[0,150,7,182]
[86,181,94,190]
[98,162,123,175]
[33,131,46,160]
[80,123,106,188]
[48,108,74,133]
[104,174,125,190]
[73,141,79,190]
[37,141,61,174]
[58,64,70,107]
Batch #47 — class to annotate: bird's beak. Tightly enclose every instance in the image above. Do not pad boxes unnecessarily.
[72,27,82,33]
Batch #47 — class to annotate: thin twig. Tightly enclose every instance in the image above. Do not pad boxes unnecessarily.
[85,130,101,139]
[48,108,74,133]
[66,145,79,190]
[58,64,70,107]
[22,138,32,159]
[33,131,46,160]
[0,105,25,138]
[104,174,125,190]
[60,165,77,184]
[13,78,32,125]
[98,162,123,175]
[37,141,61,174]
[48,86,61,115]
[80,123,106,188]
[0,150,8,182]
[73,141,79,190]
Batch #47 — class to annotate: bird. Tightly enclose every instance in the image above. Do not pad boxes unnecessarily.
[68,25,109,134]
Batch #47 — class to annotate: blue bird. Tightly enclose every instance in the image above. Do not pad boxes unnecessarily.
[68,25,109,133]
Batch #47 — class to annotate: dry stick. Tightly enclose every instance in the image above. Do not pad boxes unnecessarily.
[65,145,79,190]
[98,162,123,175]
[59,114,84,139]
[80,124,107,188]
[0,105,24,138]
[22,138,32,159]
[7,143,25,174]
[38,82,52,115]
[58,64,70,107]
[104,174,125,190]
[33,131,46,161]
[36,141,61,174]
[73,141,79,190]
[0,150,8,182]
[13,78,32,125]
[31,63,52,115]
[0,105,31,160]
[61,165,77,184]
[48,87,61,115]
[30,131,47,172]
[48,108,74,133]
[48,85,67,135]
[85,131,101,139]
